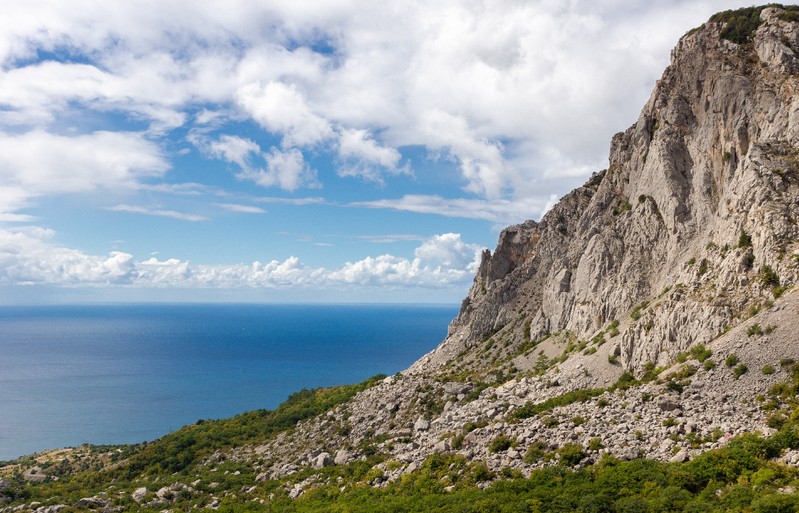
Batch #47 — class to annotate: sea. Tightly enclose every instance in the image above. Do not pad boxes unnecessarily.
[0,303,457,461]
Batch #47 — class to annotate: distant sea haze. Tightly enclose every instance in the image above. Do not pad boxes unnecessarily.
[0,303,456,461]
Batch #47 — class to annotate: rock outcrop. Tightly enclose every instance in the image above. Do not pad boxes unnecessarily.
[416,5,799,374]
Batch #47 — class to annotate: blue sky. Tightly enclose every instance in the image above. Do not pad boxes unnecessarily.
[0,1,752,304]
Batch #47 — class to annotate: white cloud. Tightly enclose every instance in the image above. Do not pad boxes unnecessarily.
[209,134,261,168]
[0,227,482,290]
[0,0,755,220]
[237,81,334,148]
[253,196,324,205]
[200,134,320,191]
[337,128,407,182]
[107,204,206,222]
[214,203,266,214]
[257,147,319,191]
[353,194,552,224]
[0,130,168,218]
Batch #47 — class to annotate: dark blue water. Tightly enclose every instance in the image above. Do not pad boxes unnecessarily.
[0,303,456,460]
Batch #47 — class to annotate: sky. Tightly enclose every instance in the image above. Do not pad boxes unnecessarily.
[0,0,754,304]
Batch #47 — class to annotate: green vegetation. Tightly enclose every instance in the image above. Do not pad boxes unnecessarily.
[738,230,753,249]
[514,372,639,421]
[748,323,764,337]
[734,363,749,379]
[711,7,762,44]
[630,300,649,321]
[760,265,781,288]
[488,435,515,453]
[121,374,386,477]
[514,388,606,419]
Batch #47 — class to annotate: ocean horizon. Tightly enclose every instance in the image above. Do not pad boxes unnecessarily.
[0,303,457,461]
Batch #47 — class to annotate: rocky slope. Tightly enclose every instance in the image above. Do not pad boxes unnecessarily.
[6,6,799,511]
[224,4,799,497]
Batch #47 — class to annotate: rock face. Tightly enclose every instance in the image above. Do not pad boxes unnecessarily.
[416,6,799,374]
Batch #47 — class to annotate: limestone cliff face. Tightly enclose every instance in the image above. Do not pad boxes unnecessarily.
[416,6,799,373]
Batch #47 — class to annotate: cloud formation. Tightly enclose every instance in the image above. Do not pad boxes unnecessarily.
[0,130,169,217]
[0,0,747,206]
[0,228,482,290]
[0,1,755,300]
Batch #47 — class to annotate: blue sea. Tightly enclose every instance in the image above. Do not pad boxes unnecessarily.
[0,303,457,461]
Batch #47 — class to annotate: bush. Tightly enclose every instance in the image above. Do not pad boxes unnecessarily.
[713,7,762,44]
[690,345,712,362]
[514,388,605,419]
[734,364,748,379]
[556,443,586,466]
[748,324,763,337]
[666,381,685,394]
[762,365,776,376]
[524,441,548,464]
[726,354,740,367]
[488,435,515,453]
[738,230,753,248]
[759,265,780,287]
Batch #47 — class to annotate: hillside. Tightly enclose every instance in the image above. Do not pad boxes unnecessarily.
[5,5,799,512]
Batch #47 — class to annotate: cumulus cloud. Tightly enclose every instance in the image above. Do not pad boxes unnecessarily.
[202,134,320,191]
[0,0,753,218]
[0,130,169,217]
[237,81,334,148]
[337,128,407,182]
[0,228,482,290]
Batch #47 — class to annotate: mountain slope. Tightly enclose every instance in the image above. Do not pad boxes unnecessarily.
[6,6,799,512]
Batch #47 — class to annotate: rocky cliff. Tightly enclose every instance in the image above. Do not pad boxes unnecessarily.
[416,5,799,374]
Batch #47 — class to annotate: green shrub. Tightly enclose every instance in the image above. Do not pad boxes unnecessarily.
[524,441,548,464]
[666,381,685,394]
[712,7,762,44]
[748,323,763,337]
[690,345,713,362]
[612,371,639,391]
[734,364,748,379]
[513,388,605,419]
[697,258,709,277]
[488,435,515,453]
[556,443,586,466]
[542,416,559,428]
[738,230,753,248]
[726,354,740,367]
[759,265,780,287]
[762,365,776,376]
